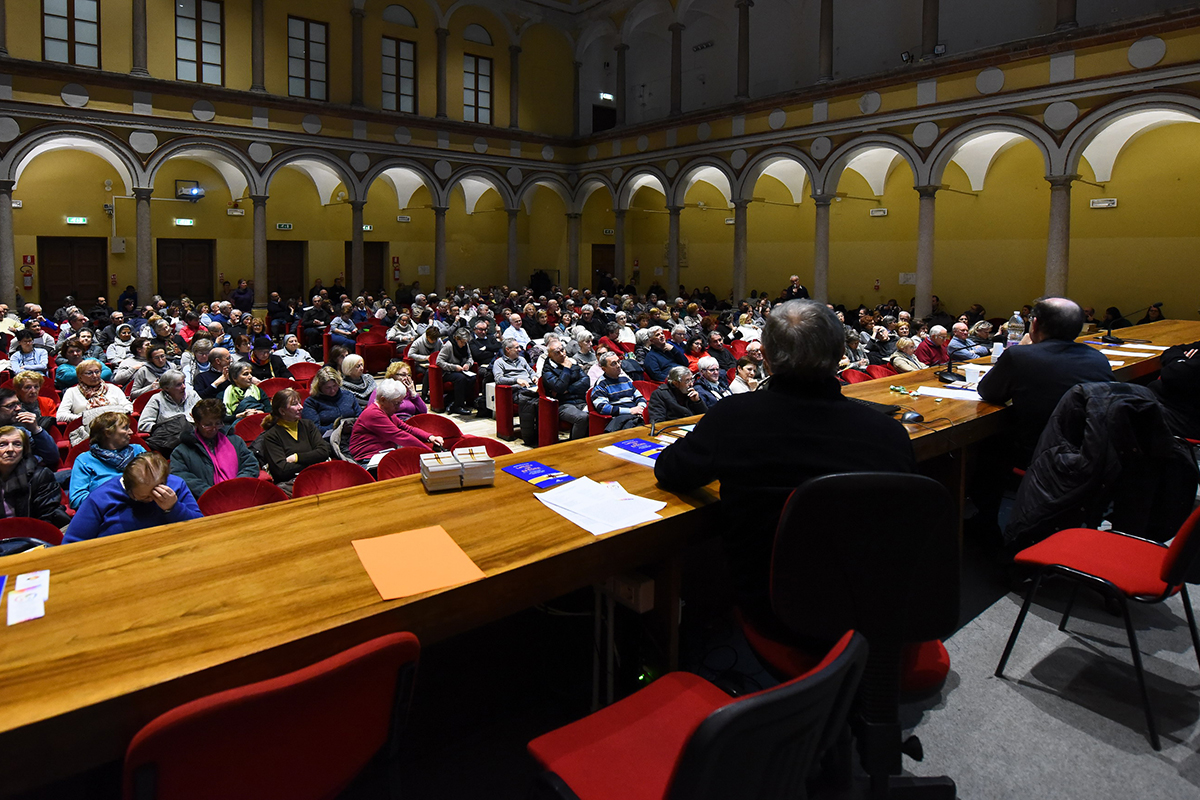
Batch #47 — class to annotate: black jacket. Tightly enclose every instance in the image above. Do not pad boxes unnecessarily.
[259,419,333,482]
[543,360,589,407]
[1007,382,1199,548]
[648,384,706,424]
[1150,340,1200,439]
[247,354,291,382]
[1,456,70,528]
[469,334,503,369]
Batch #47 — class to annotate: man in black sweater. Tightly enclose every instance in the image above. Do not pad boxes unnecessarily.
[655,299,915,608]
[542,339,591,441]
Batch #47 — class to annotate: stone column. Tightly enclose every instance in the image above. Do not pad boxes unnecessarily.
[131,0,149,77]
[509,45,521,129]
[0,180,14,307]
[251,195,269,306]
[613,209,627,285]
[567,213,582,288]
[351,7,365,106]
[506,208,520,288]
[1056,0,1078,31]
[433,206,448,295]
[818,0,834,82]
[732,200,750,304]
[133,188,154,303]
[667,205,682,298]
[921,0,939,60]
[0,0,8,57]
[669,23,684,117]
[251,0,265,92]
[914,186,939,320]
[1045,175,1076,297]
[572,61,582,138]
[736,0,752,100]
[615,44,629,126]
[812,194,833,303]
[350,200,366,297]
[436,28,450,119]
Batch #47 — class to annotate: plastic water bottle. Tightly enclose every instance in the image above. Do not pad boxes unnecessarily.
[1006,311,1024,348]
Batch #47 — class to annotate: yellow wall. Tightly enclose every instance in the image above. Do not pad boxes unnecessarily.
[446,185,508,287]
[518,24,574,137]
[525,187,568,279]
[579,187,617,287]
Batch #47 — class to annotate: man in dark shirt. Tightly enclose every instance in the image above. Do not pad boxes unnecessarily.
[541,340,590,441]
[194,348,233,400]
[782,274,809,300]
[655,300,915,608]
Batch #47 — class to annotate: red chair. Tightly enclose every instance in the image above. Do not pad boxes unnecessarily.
[995,504,1200,751]
[197,478,288,517]
[132,389,159,415]
[47,422,69,459]
[257,378,297,398]
[292,460,375,498]
[585,388,611,437]
[0,517,65,546]
[728,340,748,359]
[356,327,394,375]
[537,376,573,448]
[494,383,517,441]
[376,446,432,480]
[527,630,867,800]
[865,364,898,380]
[726,366,736,384]
[288,362,321,384]
[122,632,421,800]
[234,414,269,443]
[64,433,151,468]
[840,369,871,384]
[405,413,463,448]
[454,435,512,458]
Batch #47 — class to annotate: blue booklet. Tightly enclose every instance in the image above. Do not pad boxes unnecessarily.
[502,461,576,488]
[611,439,667,461]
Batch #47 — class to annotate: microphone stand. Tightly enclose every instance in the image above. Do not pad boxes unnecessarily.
[1099,302,1159,345]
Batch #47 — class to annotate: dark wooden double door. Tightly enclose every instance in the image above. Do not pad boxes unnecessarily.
[157,239,215,302]
[37,237,108,307]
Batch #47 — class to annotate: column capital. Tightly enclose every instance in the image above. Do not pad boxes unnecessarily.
[566,212,582,220]
[432,205,449,216]
[811,193,836,206]
[348,199,367,211]
[506,207,519,218]
[736,0,754,8]
[436,27,449,39]
[574,60,583,70]
[249,194,269,207]
[350,6,365,18]
[1046,174,1079,189]
[732,198,751,209]
[0,180,15,193]
[615,43,630,53]
[509,45,522,56]
[914,184,940,199]
[614,208,627,219]
[669,22,686,33]
[666,205,684,215]
[132,187,153,200]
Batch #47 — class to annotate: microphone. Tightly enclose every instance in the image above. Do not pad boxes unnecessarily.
[1101,302,1161,345]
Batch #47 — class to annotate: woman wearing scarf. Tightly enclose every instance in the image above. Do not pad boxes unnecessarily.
[0,425,70,527]
[275,334,316,369]
[258,388,332,494]
[69,412,145,509]
[168,399,260,499]
[57,359,133,446]
[151,318,184,365]
[340,354,377,409]
[246,336,290,381]
[435,327,478,415]
[130,345,171,398]
[105,323,134,362]
[220,362,270,421]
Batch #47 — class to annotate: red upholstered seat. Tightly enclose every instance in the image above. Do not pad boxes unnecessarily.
[257,378,298,398]
[292,460,375,498]
[405,413,463,447]
[288,362,320,384]
[197,478,288,516]
[132,389,158,415]
[0,517,65,546]
[900,640,951,694]
[233,414,268,444]
[865,364,898,380]
[840,369,871,384]
[1014,527,1174,598]
[376,446,431,480]
[122,632,420,800]
[454,435,512,457]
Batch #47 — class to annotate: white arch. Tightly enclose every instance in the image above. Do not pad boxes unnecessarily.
[570,175,616,214]
[621,0,674,40]
[376,167,434,209]
[1081,110,1199,182]
[361,158,439,209]
[146,139,262,198]
[516,173,572,216]
[575,18,618,61]
[263,150,358,202]
[445,166,514,209]
[4,129,142,193]
[926,116,1056,186]
[1062,93,1200,177]
[443,0,515,44]
[617,168,670,210]
[817,135,924,195]
[735,147,819,203]
[672,158,736,207]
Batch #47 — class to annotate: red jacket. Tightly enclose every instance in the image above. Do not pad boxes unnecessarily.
[914,338,949,367]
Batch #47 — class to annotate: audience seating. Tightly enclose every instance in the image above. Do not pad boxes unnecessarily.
[233,414,268,444]
[865,364,898,380]
[196,478,288,517]
[840,369,871,384]
[122,631,421,800]
[132,389,159,415]
[494,383,517,440]
[257,378,297,398]
[376,446,432,480]
[0,377,60,403]
[64,433,152,469]
[288,362,320,384]
[995,504,1200,751]
[584,381,655,438]
[406,413,463,448]
[536,376,573,448]
[527,630,867,800]
[0,517,64,546]
[454,435,512,457]
[355,327,394,374]
[727,340,748,359]
[292,460,375,498]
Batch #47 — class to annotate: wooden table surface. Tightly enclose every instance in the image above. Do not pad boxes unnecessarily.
[1,318,1196,797]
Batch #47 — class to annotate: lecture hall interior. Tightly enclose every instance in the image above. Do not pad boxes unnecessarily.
[2,0,1200,798]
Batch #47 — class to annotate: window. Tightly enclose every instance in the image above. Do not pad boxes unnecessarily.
[176,0,224,85]
[382,37,416,113]
[43,0,101,68]
[463,54,492,125]
[288,16,328,101]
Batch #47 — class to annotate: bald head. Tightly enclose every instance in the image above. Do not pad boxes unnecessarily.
[1030,297,1085,342]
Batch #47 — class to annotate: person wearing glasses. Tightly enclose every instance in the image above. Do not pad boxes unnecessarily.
[693,356,732,409]
[649,366,707,424]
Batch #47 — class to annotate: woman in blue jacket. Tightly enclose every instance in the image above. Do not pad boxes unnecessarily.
[64,452,201,543]
[301,366,361,435]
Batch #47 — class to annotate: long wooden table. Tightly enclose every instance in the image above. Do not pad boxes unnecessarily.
[1,318,1196,797]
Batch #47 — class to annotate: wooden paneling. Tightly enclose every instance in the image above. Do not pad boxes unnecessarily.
[156,239,214,302]
[36,237,108,308]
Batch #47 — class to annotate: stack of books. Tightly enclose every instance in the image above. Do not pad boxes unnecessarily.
[453,446,496,488]
[420,452,463,492]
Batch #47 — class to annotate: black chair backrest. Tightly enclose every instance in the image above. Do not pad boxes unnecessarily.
[667,631,868,800]
[770,472,960,646]
[1163,503,1200,587]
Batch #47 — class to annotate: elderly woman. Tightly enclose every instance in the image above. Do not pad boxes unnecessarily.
[302,366,361,435]
[275,334,316,368]
[69,411,146,510]
[13,371,58,421]
[649,365,707,424]
[693,356,732,409]
[382,361,427,418]
[729,356,760,394]
[246,336,290,381]
[890,337,927,373]
[258,388,333,491]
[130,344,171,398]
[63,452,201,543]
[180,336,214,391]
[221,361,269,420]
[435,327,477,416]
[77,328,105,361]
[0,425,70,527]
[572,330,598,368]
[57,359,132,445]
[969,320,998,346]
[387,311,420,351]
[137,370,199,433]
[56,339,114,389]
[169,399,260,499]
[230,334,253,364]
[684,335,707,373]
[330,302,359,352]
[11,330,49,374]
[340,354,377,409]
[105,323,135,362]
[347,379,444,463]
[151,317,184,364]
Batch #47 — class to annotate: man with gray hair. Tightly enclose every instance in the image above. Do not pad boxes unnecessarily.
[655,299,915,609]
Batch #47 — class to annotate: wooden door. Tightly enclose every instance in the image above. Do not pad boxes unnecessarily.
[344,241,388,297]
[267,241,306,302]
[37,237,108,308]
[157,239,214,302]
[591,244,615,292]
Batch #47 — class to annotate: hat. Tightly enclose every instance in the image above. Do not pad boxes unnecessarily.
[252,336,273,351]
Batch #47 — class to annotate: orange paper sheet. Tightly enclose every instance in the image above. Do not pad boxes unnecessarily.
[352,526,486,600]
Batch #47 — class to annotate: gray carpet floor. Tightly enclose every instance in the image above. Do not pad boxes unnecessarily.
[905,580,1200,799]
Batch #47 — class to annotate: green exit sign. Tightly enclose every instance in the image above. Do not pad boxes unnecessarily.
[276,223,293,231]
[66,216,87,225]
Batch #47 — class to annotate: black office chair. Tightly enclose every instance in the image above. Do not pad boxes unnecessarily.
[765,472,961,800]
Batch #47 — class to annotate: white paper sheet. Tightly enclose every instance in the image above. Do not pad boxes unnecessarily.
[15,570,49,601]
[534,477,666,536]
[7,590,44,625]
[1100,349,1150,358]
[1114,343,1168,351]
[599,444,659,469]
[1108,361,1125,368]
[914,386,984,402]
